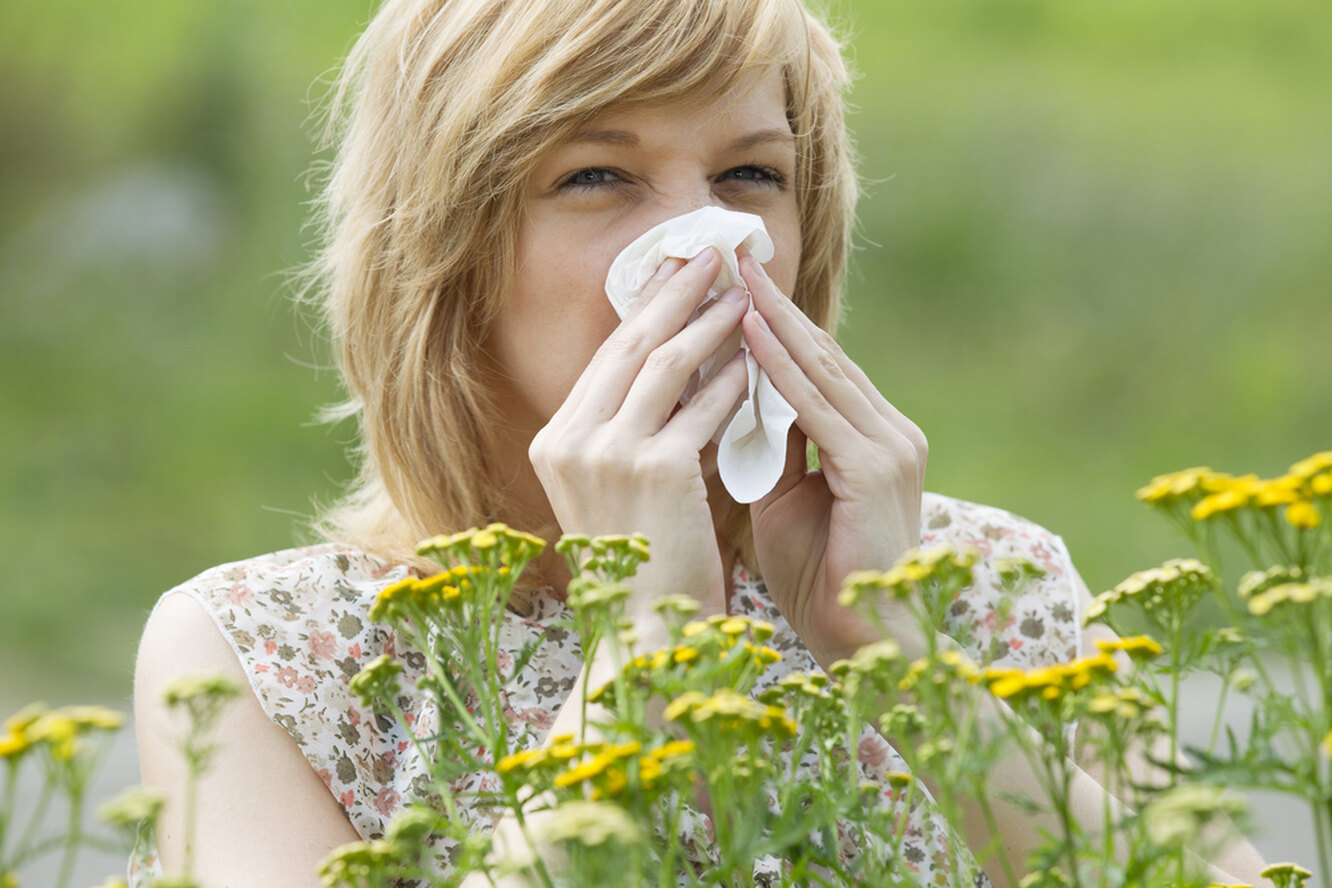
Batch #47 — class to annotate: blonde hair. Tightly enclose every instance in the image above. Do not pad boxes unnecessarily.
[307,0,858,570]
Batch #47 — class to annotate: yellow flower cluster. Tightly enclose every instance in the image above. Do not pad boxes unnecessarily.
[349,654,405,708]
[1259,862,1314,888]
[664,689,796,740]
[769,671,834,703]
[897,650,982,694]
[1137,451,1331,530]
[0,703,124,762]
[553,740,646,797]
[1243,577,1332,617]
[368,566,493,622]
[497,733,585,775]
[983,652,1118,704]
[499,735,696,800]
[417,522,546,565]
[1085,559,1214,623]
[1086,686,1155,720]
[531,799,644,848]
[554,532,652,584]
[1322,729,1332,758]
[838,546,977,607]
[1094,635,1165,661]
[590,615,781,706]
[98,784,166,830]
[1237,564,1306,601]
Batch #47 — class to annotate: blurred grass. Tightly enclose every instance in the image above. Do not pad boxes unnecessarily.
[2,0,1329,702]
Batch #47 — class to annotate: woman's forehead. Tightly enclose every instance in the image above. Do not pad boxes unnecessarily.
[570,72,793,144]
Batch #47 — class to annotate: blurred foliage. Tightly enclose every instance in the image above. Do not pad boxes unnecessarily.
[2,0,1329,699]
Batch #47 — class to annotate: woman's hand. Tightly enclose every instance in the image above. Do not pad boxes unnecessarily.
[740,255,928,668]
[528,248,749,634]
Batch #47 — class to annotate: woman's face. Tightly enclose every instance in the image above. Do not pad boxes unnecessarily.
[485,71,802,436]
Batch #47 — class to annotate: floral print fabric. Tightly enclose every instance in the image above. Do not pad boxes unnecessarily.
[130,492,1083,886]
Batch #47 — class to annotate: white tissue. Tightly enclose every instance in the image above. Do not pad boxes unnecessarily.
[603,206,797,504]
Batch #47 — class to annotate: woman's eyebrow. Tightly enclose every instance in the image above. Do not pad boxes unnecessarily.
[569,128,640,147]
[564,127,795,152]
[723,128,796,153]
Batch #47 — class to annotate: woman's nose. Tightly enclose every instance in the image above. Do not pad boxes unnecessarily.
[647,187,725,228]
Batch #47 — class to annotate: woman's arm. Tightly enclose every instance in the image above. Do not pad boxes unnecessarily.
[135,592,361,886]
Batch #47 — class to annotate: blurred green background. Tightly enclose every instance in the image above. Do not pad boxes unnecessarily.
[3,0,1329,704]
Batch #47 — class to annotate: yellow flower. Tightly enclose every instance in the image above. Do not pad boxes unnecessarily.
[652,594,701,617]
[1247,579,1331,616]
[552,741,641,796]
[884,771,914,789]
[1319,730,1331,758]
[1289,451,1332,480]
[1285,500,1321,530]
[98,785,166,829]
[350,654,404,708]
[1312,473,1332,496]
[1088,558,1214,623]
[648,739,696,761]
[1086,687,1153,720]
[672,645,701,664]
[984,653,1117,704]
[24,706,125,761]
[496,747,548,774]
[1,873,15,888]
[1136,466,1216,503]
[162,675,240,709]
[1259,862,1313,888]
[719,617,750,637]
[418,523,545,565]
[531,800,642,847]
[1191,484,1255,520]
[0,732,29,759]
[554,754,613,789]
[1095,635,1164,660]
[664,689,794,739]
[1254,475,1303,507]
[838,547,976,606]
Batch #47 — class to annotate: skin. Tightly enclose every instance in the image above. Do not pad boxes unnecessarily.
[136,71,1269,886]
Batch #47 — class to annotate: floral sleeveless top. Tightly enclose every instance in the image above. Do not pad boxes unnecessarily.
[130,493,1084,887]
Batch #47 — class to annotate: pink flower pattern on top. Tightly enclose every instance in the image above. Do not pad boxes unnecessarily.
[129,492,1084,887]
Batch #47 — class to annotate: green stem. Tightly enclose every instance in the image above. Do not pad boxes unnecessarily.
[1207,675,1230,756]
[184,759,199,877]
[53,784,84,888]
[1,759,18,860]
[1311,798,1331,888]
[14,776,53,863]
[510,804,557,888]
[974,786,1021,888]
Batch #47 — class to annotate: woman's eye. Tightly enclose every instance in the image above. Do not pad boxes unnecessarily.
[561,168,621,190]
[718,166,783,187]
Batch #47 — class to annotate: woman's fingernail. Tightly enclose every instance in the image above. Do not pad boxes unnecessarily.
[654,257,685,280]
[719,287,747,304]
[689,247,719,268]
[749,256,769,279]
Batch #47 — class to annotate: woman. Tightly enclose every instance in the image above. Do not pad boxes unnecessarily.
[134,0,1268,885]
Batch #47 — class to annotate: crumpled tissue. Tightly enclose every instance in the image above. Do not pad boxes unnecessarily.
[604,206,797,504]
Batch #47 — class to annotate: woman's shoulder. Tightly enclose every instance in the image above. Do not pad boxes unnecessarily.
[920,491,1072,576]
[147,542,414,697]
[919,492,1086,668]
[160,543,410,611]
